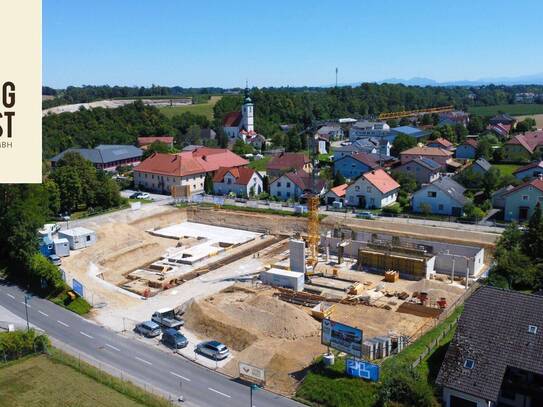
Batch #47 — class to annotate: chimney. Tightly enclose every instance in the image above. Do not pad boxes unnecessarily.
[202,155,207,161]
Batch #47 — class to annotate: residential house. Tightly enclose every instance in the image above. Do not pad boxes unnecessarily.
[269,171,325,201]
[427,137,454,151]
[213,166,263,197]
[400,146,454,168]
[324,183,348,205]
[245,133,266,150]
[469,158,492,175]
[411,176,469,216]
[489,113,515,126]
[455,139,479,159]
[503,178,543,221]
[266,152,312,178]
[390,126,432,142]
[51,144,143,171]
[504,131,543,162]
[316,134,331,154]
[345,169,400,209]
[394,157,441,184]
[333,152,380,179]
[137,136,174,149]
[514,161,543,180]
[349,121,391,142]
[200,128,217,143]
[436,286,543,407]
[133,147,248,196]
[333,138,391,160]
[438,111,470,127]
[317,124,344,140]
[491,185,514,209]
[487,123,511,138]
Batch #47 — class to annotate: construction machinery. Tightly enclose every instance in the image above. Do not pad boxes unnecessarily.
[305,134,321,270]
[378,105,453,121]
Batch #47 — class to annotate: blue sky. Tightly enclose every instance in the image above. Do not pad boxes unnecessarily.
[44,0,543,88]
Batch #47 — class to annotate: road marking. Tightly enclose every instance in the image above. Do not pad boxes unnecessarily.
[6,293,15,299]
[79,331,94,339]
[57,320,69,327]
[105,343,120,352]
[38,310,48,317]
[135,356,152,366]
[21,301,31,308]
[170,371,191,381]
[208,387,231,398]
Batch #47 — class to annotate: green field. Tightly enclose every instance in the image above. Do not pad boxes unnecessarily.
[493,163,520,176]
[468,104,543,116]
[159,95,222,119]
[0,356,155,407]
[248,156,271,171]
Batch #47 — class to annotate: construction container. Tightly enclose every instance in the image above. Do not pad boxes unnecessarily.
[53,238,70,257]
[58,227,96,250]
[260,268,304,291]
[311,302,335,320]
[384,270,399,282]
[39,236,54,257]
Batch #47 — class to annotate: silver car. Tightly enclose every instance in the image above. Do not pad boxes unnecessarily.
[135,320,161,338]
[196,340,230,360]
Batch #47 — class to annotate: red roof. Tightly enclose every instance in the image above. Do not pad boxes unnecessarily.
[223,111,242,127]
[362,169,400,194]
[506,131,543,153]
[212,166,257,185]
[277,171,325,192]
[134,148,248,177]
[329,183,348,198]
[462,139,479,149]
[400,146,453,157]
[428,137,453,148]
[267,152,310,171]
[504,178,543,196]
[137,136,174,147]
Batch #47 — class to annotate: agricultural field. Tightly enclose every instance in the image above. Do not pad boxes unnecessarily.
[159,95,222,119]
[514,113,543,129]
[0,355,155,407]
[468,103,543,116]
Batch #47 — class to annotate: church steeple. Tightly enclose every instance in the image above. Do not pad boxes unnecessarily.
[244,81,252,104]
[241,81,254,132]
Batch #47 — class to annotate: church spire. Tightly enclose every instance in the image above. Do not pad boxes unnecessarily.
[243,80,252,104]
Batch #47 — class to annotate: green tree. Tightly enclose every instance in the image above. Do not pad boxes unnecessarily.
[476,138,493,160]
[524,204,543,260]
[29,253,64,291]
[204,173,214,194]
[43,179,61,218]
[467,115,485,134]
[333,171,346,187]
[392,134,417,156]
[51,166,83,212]
[262,175,270,193]
[142,141,175,159]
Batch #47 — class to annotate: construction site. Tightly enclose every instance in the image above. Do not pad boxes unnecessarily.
[60,202,497,395]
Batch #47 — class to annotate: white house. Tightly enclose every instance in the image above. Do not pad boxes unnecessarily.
[213,166,263,197]
[345,169,400,209]
[270,171,325,201]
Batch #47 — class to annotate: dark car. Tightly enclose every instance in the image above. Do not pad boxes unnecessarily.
[161,328,188,349]
[130,191,142,199]
[196,340,230,360]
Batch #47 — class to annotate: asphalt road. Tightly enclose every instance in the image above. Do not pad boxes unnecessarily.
[0,282,306,407]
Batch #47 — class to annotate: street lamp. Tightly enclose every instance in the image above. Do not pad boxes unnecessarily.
[250,383,260,407]
[24,294,32,332]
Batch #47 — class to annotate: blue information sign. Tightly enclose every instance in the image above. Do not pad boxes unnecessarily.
[72,279,84,297]
[346,359,380,382]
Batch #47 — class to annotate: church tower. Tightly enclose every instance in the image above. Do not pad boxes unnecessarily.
[241,84,254,132]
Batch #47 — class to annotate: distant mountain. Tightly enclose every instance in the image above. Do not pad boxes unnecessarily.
[375,73,543,87]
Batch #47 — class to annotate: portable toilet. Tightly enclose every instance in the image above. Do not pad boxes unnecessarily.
[58,227,96,250]
[53,238,70,257]
[39,236,54,256]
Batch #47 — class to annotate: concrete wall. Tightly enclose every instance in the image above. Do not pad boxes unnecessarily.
[289,239,306,273]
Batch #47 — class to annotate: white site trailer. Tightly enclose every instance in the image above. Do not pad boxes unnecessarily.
[58,227,96,250]
[260,268,304,291]
[53,238,70,257]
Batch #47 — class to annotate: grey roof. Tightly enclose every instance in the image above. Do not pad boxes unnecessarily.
[436,286,543,402]
[317,124,341,135]
[403,157,441,172]
[391,126,431,138]
[422,176,468,205]
[491,184,514,198]
[473,158,492,172]
[51,144,142,164]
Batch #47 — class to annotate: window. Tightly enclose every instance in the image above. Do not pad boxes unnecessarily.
[286,182,291,188]
[438,204,444,210]
[277,191,281,197]
[86,235,91,242]
[367,187,372,192]
[427,191,437,198]
[522,195,529,201]
[528,325,538,334]
[277,182,281,187]
[286,192,291,198]
[463,359,475,369]
[355,186,360,191]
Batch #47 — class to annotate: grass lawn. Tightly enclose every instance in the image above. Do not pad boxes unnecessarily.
[128,198,153,204]
[49,289,92,315]
[468,104,543,116]
[493,163,520,176]
[0,355,158,407]
[248,156,271,171]
[159,95,222,120]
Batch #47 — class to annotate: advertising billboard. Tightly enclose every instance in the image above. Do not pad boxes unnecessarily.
[346,359,380,382]
[239,362,266,385]
[72,279,84,298]
[321,319,363,358]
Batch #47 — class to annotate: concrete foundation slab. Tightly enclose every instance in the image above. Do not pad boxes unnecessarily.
[150,222,261,245]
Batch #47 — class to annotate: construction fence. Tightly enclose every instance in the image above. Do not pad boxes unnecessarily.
[60,267,109,308]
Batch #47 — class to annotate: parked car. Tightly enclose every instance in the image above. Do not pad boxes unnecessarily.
[356,211,377,220]
[161,328,188,349]
[38,223,61,237]
[129,191,142,199]
[196,340,230,360]
[48,254,61,266]
[135,320,162,338]
[138,192,151,200]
